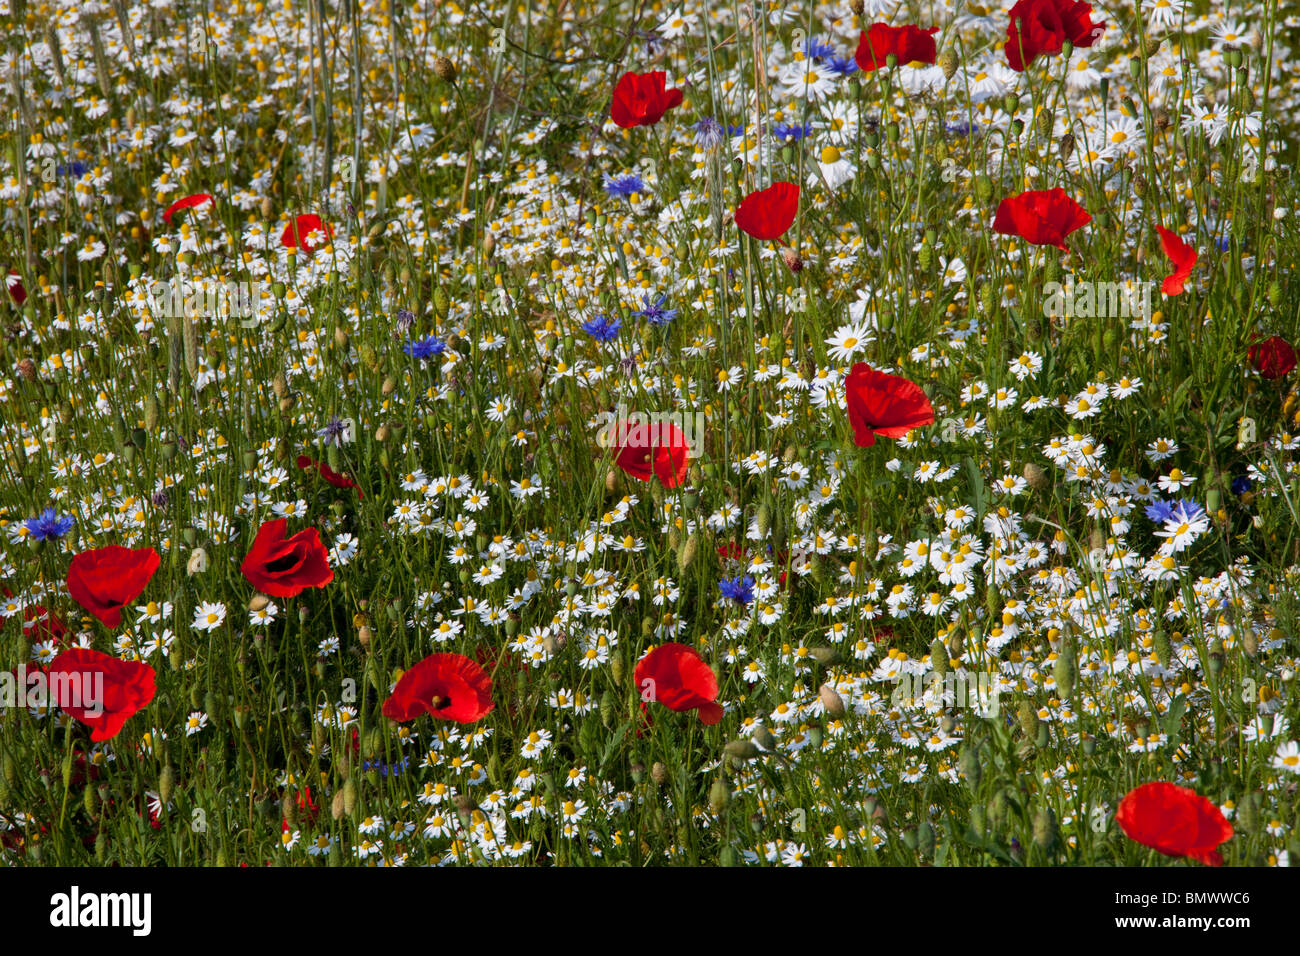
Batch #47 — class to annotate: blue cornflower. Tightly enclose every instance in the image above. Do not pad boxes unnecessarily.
[603,173,646,198]
[581,313,622,342]
[1231,475,1253,496]
[1144,500,1176,524]
[633,293,678,327]
[802,36,836,61]
[692,116,725,149]
[56,161,91,178]
[827,54,859,76]
[403,335,446,361]
[771,121,814,142]
[944,120,974,136]
[719,575,755,606]
[24,507,75,541]
[317,416,349,446]
[361,755,411,778]
[1216,236,1231,252]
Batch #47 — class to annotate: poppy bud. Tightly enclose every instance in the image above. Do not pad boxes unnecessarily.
[1033,806,1058,850]
[17,358,36,382]
[930,638,949,678]
[959,746,981,789]
[917,243,932,271]
[342,778,357,817]
[707,779,730,814]
[1017,700,1038,738]
[650,761,668,785]
[1058,132,1075,160]
[1053,651,1076,699]
[610,654,625,686]
[677,533,698,570]
[915,821,935,856]
[630,762,645,784]
[753,724,776,751]
[937,49,958,80]
[1151,629,1172,667]
[159,763,175,804]
[186,547,208,575]
[781,246,803,273]
[808,646,837,665]
[1035,109,1052,138]
[1022,462,1047,490]
[724,739,760,760]
[433,56,457,82]
[849,0,863,14]
[819,684,845,717]
[973,174,993,203]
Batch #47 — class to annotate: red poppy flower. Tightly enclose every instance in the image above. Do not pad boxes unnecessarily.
[993,187,1091,252]
[1115,782,1233,866]
[1005,0,1105,72]
[634,642,722,725]
[854,23,940,72]
[1248,335,1297,380]
[240,518,334,597]
[296,455,364,499]
[610,417,691,488]
[844,363,936,448]
[6,270,26,306]
[610,70,684,129]
[162,192,214,226]
[734,181,800,242]
[66,546,161,629]
[280,214,333,253]
[381,652,494,724]
[1155,225,1197,296]
[47,647,156,742]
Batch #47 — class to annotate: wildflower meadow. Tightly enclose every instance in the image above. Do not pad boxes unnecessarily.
[3,0,1300,890]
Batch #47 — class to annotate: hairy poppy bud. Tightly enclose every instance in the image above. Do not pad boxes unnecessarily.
[650,761,668,785]
[937,48,958,80]
[1023,462,1047,490]
[819,683,845,717]
[433,56,457,82]
[781,246,803,273]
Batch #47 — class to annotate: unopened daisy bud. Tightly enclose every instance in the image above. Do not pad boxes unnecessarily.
[819,683,846,717]
[433,56,457,82]
[781,246,803,273]
[650,761,668,785]
[937,48,958,80]
[158,763,175,804]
